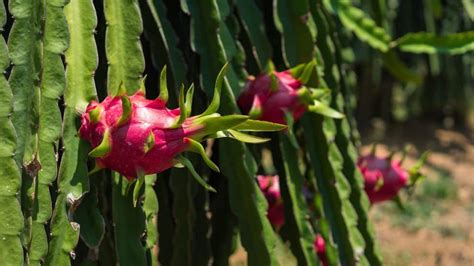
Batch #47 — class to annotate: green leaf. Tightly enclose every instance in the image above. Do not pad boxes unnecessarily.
[393,31,474,54]
[232,119,287,132]
[192,114,249,139]
[308,99,345,119]
[226,129,270,144]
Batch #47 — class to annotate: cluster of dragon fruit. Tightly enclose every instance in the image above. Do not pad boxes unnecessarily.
[79,61,426,260]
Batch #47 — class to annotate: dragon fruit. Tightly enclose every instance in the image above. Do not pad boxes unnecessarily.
[79,65,285,190]
[256,175,285,228]
[357,153,409,204]
[237,61,344,125]
[314,234,329,266]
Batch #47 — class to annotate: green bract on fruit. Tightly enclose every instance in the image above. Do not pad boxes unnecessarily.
[79,65,286,190]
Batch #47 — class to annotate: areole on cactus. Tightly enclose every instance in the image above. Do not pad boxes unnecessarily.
[238,61,344,125]
[79,64,286,194]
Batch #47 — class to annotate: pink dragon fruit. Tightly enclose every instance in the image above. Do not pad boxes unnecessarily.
[314,234,329,266]
[256,175,285,228]
[238,61,344,125]
[79,65,285,188]
[357,153,409,204]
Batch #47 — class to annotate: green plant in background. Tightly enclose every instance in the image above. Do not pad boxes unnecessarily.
[0,0,473,265]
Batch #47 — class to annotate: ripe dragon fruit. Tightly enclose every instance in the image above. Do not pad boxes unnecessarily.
[357,154,408,204]
[357,147,428,204]
[314,234,329,266]
[237,61,344,125]
[79,65,286,192]
[256,175,285,229]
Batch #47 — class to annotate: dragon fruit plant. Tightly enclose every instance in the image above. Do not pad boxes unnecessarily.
[79,65,286,196]
[238,61,344,125]
[357,146,428,204]
[256,175,331,265]
[256,175,285,229]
